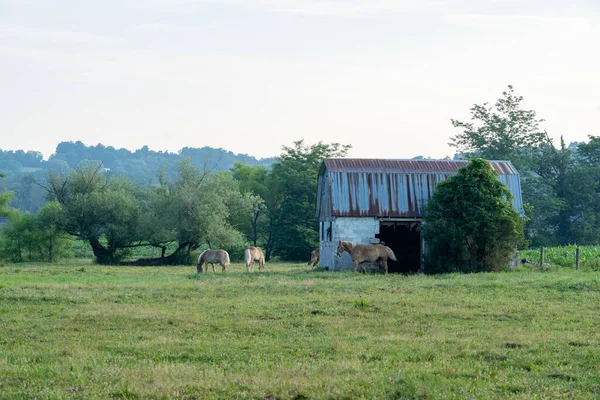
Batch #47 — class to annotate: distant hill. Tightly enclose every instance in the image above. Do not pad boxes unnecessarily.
[0,141,277,212]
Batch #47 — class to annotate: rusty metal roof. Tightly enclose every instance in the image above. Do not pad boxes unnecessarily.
[317,158,523,219]
[322,159,519,175]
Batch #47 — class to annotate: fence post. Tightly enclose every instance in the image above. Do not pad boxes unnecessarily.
[576,246,580,270]
[540,247,544,267]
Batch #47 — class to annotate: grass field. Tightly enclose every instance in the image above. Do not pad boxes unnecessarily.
[1,262,600,399]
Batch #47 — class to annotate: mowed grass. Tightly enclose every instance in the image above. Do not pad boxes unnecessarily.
[1,262,600,399]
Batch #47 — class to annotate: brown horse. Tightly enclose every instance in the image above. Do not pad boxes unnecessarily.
[335,240,397,274]
[197,249,230,273]
[244,246,265,272]
[307,248,320,267]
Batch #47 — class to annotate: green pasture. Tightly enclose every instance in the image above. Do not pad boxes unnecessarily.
[1,261,600,399]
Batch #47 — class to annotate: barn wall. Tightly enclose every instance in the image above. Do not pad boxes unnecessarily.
[320,217,380,271]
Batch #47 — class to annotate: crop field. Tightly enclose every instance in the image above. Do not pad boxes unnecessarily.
[520,245,600,269]
[1,261,600,399]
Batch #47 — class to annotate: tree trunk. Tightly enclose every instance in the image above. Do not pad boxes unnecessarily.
[122,242,195,266]
[48,231,55,263]
[250,210,260,247]
[89,238,114,264]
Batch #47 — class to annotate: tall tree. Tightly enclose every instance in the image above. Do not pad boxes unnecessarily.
[270,141,350,261]
[0,211,37,262]
[0,174,11,218]
[450,85,547,170]
[35,201,70,262]
[568,136,600,244]
[143,159,246,264]
[448,86,580,247]
[232,141,350,261]
[44,163,148,264]
[231,163,269,248]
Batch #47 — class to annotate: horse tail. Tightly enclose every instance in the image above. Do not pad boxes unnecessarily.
[386,246,398,261]
[244,248,251,265]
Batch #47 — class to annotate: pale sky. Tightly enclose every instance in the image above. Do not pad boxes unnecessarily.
[1,0,599,160]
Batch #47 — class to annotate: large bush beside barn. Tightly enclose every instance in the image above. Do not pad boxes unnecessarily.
[422,158,525,273]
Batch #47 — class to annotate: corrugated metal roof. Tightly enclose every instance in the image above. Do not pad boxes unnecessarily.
[322,159,519,175]
[317,158,523,219]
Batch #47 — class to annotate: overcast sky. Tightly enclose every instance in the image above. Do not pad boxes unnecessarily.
[1,0,599,159]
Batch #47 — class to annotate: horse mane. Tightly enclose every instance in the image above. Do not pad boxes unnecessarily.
[198,250,208,261]
[343,241,357,250]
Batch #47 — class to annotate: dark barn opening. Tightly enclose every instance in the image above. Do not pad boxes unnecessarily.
[377,222,421,274]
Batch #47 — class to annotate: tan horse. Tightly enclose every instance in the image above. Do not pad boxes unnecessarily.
[244,246,265,272]
[197,249,230,273]
[335,240,397,274]
[307,248,320,267]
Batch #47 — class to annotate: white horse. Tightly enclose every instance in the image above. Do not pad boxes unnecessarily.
[197,249,230,273]
[244,246,265,272]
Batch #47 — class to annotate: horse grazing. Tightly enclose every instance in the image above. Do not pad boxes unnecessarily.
[197,249,230,273]
[244,246,265,272]
[335,240,397,274]
[307,248,320,267]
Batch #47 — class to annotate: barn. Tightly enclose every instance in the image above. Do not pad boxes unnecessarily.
[316,159,523,273]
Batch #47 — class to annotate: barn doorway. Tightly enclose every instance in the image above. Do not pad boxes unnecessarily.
[377,221,421,274]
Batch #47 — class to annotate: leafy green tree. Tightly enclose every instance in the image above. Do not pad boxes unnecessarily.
[422,159,524,273]
[231,163,269,247]
[0,211,37,262]
[35,201,71,262]
[270,141,350,261]
[0,176,11,218]
[448,86,591,247]
[450,85,547,169]
[564,136,600,244]
[143,160,246,264]
[232,141,350,261]
[44,163,149,264]
[525,136,576,245]
[578,136,600,164]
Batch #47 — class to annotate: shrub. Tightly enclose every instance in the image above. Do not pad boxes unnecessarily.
[422,158,524,273]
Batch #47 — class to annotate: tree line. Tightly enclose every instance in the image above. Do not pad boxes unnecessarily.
[0,142,275,213]
[1,85,599,265]
[0,141,348,264]
[450,85,600,248]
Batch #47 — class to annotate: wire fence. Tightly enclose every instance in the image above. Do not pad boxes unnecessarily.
[518,245,600,270]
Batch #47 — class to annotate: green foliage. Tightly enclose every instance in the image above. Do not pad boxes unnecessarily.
[0,142,275,214]
[423,159,525,273]
[232,141,350,261]
[521,135,600,247]
[40,157,256,265]
[0,211,37,262]
[450,85,546,170]
[160,161,244,248]
[32,201,71,262]
[0,188,12,218]
[449,86,600,248]
[520,245,600,270]
[270,141,350,261]
[231,163,269,247]
[0,202,71,263]
[45,163,149,264]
